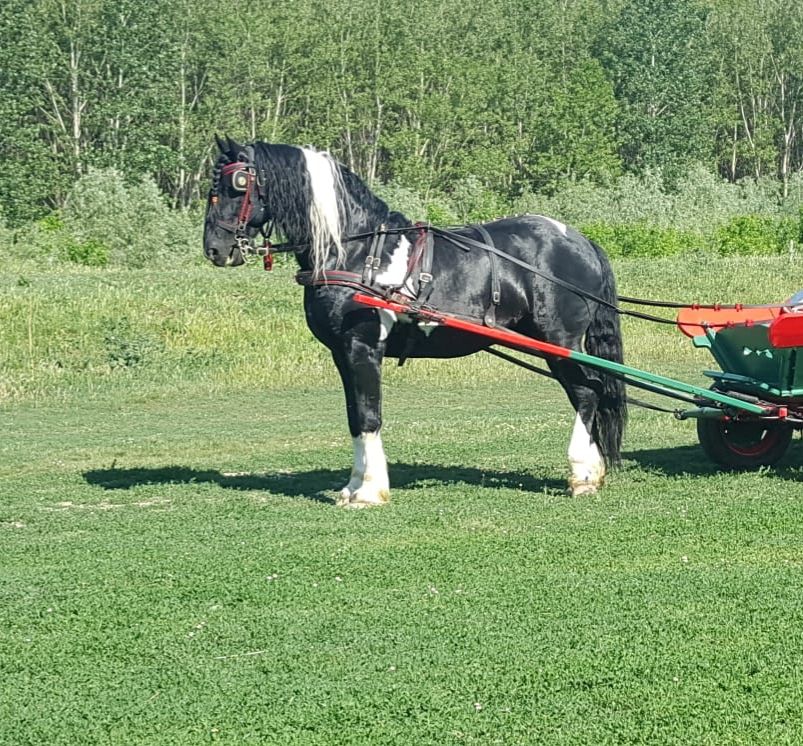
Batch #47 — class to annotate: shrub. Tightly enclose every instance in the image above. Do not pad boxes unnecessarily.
[374,182,428,222]
[64,238,109,267]
[582,222,702,258]
[449,176,509,222]
[713,215,796,256]
[63,168,200,267]
[424,195,459,226]
[103,317,161,369]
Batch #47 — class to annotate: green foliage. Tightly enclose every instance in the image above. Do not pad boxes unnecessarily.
[62,168,199,267]
[582,222,702,258]
[65,238,109,267]
[597,0,717,176]
[2,0,803,250]
[0,205,12,251]
[449,176,509,223]
[424,197,459,226]
[373,182,428,222]
[103,316,161,369]
[714,215,797,256]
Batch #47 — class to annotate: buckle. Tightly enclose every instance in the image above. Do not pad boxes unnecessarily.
[419,272,433,284]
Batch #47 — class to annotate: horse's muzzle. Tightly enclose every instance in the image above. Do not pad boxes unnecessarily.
[205,242,245,267]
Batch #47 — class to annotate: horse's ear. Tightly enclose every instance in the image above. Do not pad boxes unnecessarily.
[226,136,245,159]
[215,133,229,155]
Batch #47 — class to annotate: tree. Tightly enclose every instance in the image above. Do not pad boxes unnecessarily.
[596,0,718,178]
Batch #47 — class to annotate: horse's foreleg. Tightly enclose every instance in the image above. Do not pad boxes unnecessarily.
[331,341,390,508]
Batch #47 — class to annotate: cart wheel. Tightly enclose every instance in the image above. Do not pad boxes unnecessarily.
[696,417,793,469]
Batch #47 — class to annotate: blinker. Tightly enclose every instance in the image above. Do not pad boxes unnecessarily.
[231,170,250,191]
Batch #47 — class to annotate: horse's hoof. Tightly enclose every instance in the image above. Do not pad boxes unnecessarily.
[568,475,602,496]
[347,488,390,508]
[569,483,598,497]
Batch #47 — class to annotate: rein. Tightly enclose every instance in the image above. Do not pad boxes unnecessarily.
[215,175,788,323]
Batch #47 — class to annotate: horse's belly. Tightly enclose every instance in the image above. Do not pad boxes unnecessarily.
[385,325,489,359]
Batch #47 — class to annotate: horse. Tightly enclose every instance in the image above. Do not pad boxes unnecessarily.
[203,136,626,506]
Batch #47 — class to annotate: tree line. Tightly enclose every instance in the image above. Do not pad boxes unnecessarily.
[1,0,803,226]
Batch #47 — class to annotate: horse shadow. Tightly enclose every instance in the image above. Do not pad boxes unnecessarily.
[83,462,566,503]
[83,441,803,502]
[624,440,803,480]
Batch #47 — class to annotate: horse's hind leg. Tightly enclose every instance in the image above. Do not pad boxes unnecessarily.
[330,342,390,508]
[548,358,606,496]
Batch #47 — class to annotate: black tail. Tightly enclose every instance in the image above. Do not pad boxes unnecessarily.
[585,242,627,465]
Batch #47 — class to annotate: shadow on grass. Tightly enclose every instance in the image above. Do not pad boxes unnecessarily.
[83,463,565,503]
[623,445,718,476]
[625,439,803,479]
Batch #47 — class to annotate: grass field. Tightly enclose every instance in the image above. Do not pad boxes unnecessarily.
[3,256,803,744]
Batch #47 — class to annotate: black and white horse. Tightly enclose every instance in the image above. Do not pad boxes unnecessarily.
[204,137,626,506]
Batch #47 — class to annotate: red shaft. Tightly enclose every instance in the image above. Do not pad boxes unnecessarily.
[352,293,573,359]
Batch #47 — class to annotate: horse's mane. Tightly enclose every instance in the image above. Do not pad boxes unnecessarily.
[251,143,397,275]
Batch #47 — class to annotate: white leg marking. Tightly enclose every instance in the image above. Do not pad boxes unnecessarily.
[339,432,390,508]
[377,309,396,342]
[567,413,605,496]
[338,436,366,505]
[539,215,568,236]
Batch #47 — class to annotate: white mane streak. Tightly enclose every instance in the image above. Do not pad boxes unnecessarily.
[300,147,346,274]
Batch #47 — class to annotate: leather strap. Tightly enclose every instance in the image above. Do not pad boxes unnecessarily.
[473,224,500,327]
[361,226,386,286]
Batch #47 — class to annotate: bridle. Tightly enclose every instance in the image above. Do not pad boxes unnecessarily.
[210,157,275,268]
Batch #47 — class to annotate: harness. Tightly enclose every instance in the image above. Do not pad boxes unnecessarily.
[296,222,436,309]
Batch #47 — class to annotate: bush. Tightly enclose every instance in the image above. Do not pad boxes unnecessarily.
[62,168,200,267]
[374,182,428,222]
[64,238,109,267]
[582,222,703,258]
[449,176,508,222]
[103,316,161,369]
[424,195,459,226]
[0,205,14,253]
[713,215,797,256]
[520,164,799,236]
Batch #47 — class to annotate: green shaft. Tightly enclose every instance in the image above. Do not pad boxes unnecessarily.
[567,349,767,415]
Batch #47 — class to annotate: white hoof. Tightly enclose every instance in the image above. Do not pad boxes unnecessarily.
[568,466,605,496]
[347,485,390,508]
[568,479,600,497]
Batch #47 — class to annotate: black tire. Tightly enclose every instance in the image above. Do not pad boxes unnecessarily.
[697,417,793,469]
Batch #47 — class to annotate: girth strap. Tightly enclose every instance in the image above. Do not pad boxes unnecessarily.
[473,224,501,327]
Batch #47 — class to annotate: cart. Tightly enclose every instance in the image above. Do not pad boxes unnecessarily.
[352,292,803,470]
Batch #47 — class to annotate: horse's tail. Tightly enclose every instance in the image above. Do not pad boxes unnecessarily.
[585,241,627,466]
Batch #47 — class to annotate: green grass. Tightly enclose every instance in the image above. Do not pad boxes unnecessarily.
[3,256,803,744]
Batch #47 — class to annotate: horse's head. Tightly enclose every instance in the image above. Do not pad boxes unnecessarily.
[203,135,270,267]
